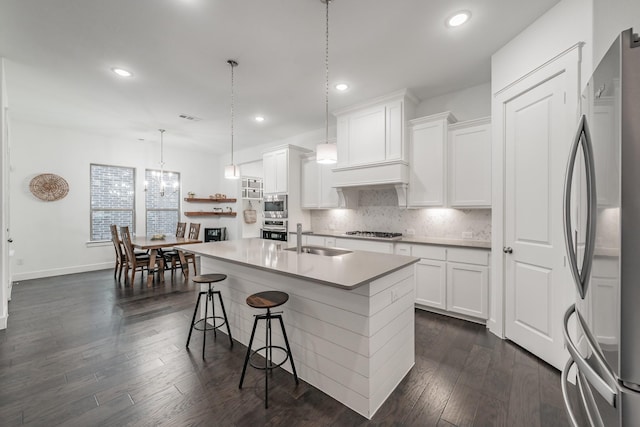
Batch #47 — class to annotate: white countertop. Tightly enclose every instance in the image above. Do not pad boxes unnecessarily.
[176,238,419,290]
[298,230,491,249]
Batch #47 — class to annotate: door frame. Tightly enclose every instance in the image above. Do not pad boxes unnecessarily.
[0,59,9,330]
[490,43,583,341]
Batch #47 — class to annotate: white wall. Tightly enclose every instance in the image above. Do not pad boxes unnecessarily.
[9,120,220,280]
[415,83,491,121]
[492,0,593,93]
[1,58,8,328]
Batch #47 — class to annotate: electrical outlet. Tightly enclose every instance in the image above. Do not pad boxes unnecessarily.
[462,231,473,239]
[405,228,415,236]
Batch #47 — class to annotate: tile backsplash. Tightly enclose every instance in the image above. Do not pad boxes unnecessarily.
[310,188,491,241]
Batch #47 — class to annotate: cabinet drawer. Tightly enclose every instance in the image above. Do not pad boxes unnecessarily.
[447,248,489,266]
[324,237,336,247]
[335,238,394,254]
[395,244,412,256]
[411,245,446,261]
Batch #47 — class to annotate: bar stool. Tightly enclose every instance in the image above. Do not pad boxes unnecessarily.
[186,274,233,358]
[239,291,299,408]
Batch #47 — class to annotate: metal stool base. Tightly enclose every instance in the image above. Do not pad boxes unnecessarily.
[186,282,233,358]
[238,308,299,409]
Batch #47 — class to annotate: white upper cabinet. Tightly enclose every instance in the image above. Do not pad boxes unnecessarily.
[263,148,289,194]
[301,153,340,209]
[334,89,417,168]
[448,117,492,208]
[407,112,457,207]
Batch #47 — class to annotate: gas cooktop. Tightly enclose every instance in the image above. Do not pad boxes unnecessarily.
[344,231,403,240]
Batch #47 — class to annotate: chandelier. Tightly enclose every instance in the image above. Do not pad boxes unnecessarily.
[145,129,178,196]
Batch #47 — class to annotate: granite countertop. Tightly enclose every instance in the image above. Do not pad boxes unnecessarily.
[176,238,419,290]
[297,230,491,249]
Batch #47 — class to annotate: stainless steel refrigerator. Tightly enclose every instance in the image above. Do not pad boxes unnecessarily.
[561,28,640,426]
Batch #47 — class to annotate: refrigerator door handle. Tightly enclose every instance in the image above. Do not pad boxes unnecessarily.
[563,115,598,299]
[561,359,583,427]
[577,369,607,427]
[562,359,606,427]
[563,305,617,406]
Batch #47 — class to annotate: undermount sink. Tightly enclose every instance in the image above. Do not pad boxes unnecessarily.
[284,246,352,257]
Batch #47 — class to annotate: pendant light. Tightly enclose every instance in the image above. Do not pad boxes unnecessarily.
[316,0,337,164]
[145,129,176,197]
[224,59,240,179]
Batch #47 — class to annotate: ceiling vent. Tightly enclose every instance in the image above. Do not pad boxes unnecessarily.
[178,114,203,122]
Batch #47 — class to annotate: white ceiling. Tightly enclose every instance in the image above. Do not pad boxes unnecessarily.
[0,0,559,153]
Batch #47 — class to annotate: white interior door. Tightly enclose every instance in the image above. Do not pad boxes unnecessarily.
[504,72,572,370]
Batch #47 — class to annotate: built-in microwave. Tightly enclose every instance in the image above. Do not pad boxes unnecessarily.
[263,194,287,218]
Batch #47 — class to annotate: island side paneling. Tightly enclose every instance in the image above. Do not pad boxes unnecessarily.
[199,257,415,419]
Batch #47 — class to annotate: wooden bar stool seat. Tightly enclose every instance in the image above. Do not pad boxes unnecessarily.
[186,274,233,358]
[239,290,299,408]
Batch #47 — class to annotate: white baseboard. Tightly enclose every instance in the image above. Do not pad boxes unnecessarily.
[415,303,487,325]
[11,262,112,282]
[0,314,7,330]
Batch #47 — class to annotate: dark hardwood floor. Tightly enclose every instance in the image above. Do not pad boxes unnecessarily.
[0,269,571,426]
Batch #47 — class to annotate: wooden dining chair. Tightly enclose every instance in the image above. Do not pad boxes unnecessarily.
[166,223,201,277]
[183,223,201,275]
[110,224,126,281]
[163,222,187,276]
[120,226,164,285]
[176,222,187,238]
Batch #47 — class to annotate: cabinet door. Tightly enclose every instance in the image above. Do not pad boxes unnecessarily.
[301,158,319,208]
[449,122,492,207]
[263,152,277,194]
[319,163,339,208]
[274,149,289,193]
[446,262,488,319]
[408,121,446,206]
[385,99,404,161]
[348,105,386,165]
[415,259,447,310]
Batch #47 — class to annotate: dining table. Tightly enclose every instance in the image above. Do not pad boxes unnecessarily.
[131,235,202,286]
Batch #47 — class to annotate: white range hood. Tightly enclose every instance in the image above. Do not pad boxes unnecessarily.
[332,160,409,208]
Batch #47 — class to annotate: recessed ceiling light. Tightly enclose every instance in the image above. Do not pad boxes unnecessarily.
[255,116,265,122]
[111,67,133,77]
[446,10,471,28]
[335,83,349,91]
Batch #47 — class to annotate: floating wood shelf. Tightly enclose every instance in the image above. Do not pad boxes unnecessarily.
[184,198,237,203]
[184,211,237,217]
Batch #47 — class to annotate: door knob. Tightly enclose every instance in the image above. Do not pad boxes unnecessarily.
[503,246,513,254]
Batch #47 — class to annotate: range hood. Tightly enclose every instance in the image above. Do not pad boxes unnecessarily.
[332,160,409,208]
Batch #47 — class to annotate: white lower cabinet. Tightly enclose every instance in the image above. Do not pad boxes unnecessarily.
[446,262,488,319]
[303,235,338,247]
[415,259,447,310]
[397,243,490,320]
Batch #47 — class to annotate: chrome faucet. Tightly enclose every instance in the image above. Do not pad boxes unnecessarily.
[296,223,302,254]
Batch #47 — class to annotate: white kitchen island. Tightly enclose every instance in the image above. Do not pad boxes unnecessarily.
[177,238,419,419]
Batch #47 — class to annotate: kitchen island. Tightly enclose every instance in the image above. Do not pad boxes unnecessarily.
[177,238,419,419]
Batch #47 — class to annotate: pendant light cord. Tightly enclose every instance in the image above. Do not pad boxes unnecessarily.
[325,0,330,145]
[229,60,236,165]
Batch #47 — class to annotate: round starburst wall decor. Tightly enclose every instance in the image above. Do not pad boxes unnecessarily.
[29,173,69,201]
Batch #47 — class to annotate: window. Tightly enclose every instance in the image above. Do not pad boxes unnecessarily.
[145,169,180,235]
[90,164,135,241]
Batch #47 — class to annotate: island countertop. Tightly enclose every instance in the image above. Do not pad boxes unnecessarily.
[176,238,419,290]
